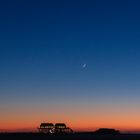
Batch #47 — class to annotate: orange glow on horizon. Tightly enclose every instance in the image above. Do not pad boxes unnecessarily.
[1,102,140,133]
[1,116,140,133]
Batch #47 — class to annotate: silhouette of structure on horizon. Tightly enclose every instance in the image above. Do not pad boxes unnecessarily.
[54,123,73,133]
[38,123,73,134]
[38,123,120,135]
[94,128,120,135]
[38,123,54,133]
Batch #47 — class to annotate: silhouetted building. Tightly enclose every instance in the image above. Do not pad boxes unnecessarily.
[94,128,120,135]
[38,123,54,133]
[54,123,73,133]
[38,122,73,134]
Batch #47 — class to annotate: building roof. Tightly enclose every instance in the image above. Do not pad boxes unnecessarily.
[55,123,66,128]
[40,123,54,127]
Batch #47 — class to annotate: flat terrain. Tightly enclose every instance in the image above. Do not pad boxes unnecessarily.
[1,133,140,140]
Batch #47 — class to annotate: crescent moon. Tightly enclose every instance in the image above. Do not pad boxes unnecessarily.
[82,64,87,68]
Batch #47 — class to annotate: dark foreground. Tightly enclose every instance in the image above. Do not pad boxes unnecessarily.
[1,133,140,140]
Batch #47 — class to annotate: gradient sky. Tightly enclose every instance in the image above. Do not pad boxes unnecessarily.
[1,0,140,132]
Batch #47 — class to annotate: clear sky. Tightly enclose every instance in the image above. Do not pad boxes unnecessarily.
[1,0,140,132]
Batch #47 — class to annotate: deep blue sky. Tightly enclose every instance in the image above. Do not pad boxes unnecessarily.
[1,0,140,131]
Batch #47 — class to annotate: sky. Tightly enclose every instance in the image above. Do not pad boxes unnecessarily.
[1,0,140,132]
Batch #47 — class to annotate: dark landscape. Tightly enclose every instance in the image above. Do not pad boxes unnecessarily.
[1,133,140,140]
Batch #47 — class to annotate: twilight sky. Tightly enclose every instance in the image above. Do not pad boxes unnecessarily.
[1,0,140,132]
